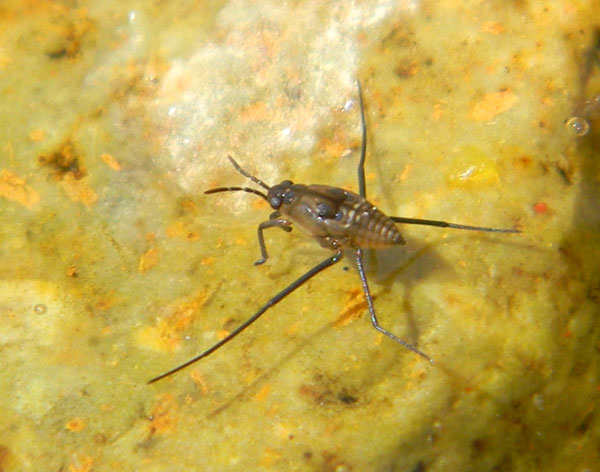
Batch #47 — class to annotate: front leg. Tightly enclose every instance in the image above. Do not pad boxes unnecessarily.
[255,211,292,265]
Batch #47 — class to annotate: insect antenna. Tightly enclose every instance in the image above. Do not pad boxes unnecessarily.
[226,155,271,191]
[390,216,521,233]
[204,186,268,201]
[204,156,271,201]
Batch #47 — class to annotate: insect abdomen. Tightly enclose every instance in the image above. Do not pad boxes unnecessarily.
[347,201,405,248]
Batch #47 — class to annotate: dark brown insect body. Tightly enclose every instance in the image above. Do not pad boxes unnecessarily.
[267,182,404,250]
[148,81,520,384]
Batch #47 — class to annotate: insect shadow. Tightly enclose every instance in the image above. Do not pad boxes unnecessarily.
[148,81,520,384]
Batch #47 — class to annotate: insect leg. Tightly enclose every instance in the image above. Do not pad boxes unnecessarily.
[148,250,344,384]
[255,212,293,266]
[356,80,367,199]
[390,216,520,233]
[354,247,433,362]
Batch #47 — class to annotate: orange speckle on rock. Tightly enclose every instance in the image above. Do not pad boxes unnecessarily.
[323,423,338,436]
[184,394,195,405]
[274,422,292,441]
[481,21,504,34]
[563,330,573,338]
[166,221,183,238]
[0,169,40,209]
[0,49,11,70]
[394,60,420,78]
[533,202,548,214]
[254,383,271,402]
[148,393,178,435]
[335,287,367,328]
[139,247,160,272]
[96,294,117,311]
[516,155,533,168]
[397,163,413,182]
[261,448,283,467]
[181,198,197,212]
[59,173,98,206]
[29,128,46,141]
[298,383,323,403]
[68,455,93,472]
[252,198,268,210]
[190,371,209,394]
[136,291,209,352]
[216,329,230,340]
[65,418,86,432]
[431,103,444,121]
[100,152,122,171]
[317,126,356,158]
[240,101,269,123]
[469,90,518,121]
[284,321,300,337]
[166,221,200,240]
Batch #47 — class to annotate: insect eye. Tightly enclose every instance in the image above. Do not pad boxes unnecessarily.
[316,202,335,218]
[270,196,282,209]
[283,190,295,204]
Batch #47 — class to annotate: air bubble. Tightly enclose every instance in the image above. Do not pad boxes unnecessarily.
[565,116,590,137]
[34,303,47,314]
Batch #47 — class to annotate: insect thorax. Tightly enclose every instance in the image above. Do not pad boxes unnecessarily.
[279,183,405,250]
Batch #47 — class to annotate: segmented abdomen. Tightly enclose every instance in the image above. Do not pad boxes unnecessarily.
[344,200,404,248]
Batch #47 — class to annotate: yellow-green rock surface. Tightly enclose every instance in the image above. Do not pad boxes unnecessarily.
[0,1,598,471]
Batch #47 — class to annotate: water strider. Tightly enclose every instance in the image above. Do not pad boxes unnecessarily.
[148,82,520,384]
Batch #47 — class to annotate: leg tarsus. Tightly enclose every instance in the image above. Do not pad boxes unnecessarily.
[354,248,432,363]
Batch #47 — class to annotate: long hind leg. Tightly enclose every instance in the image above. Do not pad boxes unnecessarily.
[354,247,433,362]
[148,251,344,383]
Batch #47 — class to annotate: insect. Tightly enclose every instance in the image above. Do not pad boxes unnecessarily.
[148,82,520,384]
